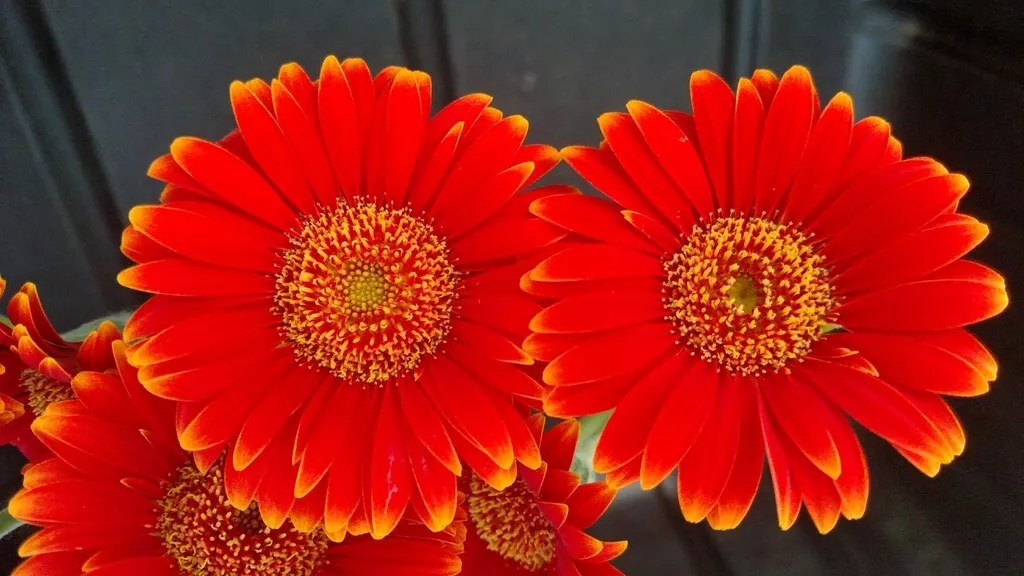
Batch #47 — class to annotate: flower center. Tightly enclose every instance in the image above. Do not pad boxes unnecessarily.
[274,202,458,384]
[663,217,835,376]
[20,369,73,416]
[467,474,557,572]
[156,459,328,576]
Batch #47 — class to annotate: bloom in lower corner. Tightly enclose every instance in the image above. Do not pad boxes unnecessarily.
[460,416,626,575]
[8,339,466,576]
[117,56,562,539]
[525,66,1008,533]
[0,277,120,462]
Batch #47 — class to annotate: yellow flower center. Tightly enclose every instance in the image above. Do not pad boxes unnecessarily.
[274,202,458,384]
[664,217,835,376]
[467,474,557,572]
[20,369,73,416]
[157,460,328,576]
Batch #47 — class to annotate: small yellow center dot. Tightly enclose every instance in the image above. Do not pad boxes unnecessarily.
[467,474,557,573]
[20,369,73,416]
[156,459,328,576]
[663,216,836,376]
[274,201,459,384]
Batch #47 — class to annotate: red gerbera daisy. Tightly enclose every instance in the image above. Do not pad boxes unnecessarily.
[8,340,466,576]
[526,66,1008,533]
[0,277,120,461]
[117,56,563,539]
[460,415,625,575]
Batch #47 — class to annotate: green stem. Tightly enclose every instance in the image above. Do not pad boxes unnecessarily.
[0,508,24,541]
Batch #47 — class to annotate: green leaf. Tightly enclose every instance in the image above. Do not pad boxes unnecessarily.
[570,410,612,483]
[0,508,24,541]
[61,310,135,340]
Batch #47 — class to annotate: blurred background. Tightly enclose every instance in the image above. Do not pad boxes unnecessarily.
[1,0,1022,574]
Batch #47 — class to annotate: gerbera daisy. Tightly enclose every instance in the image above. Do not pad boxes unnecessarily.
[117,56,562,539]
[460,415,625,575]
[0,277,120,462]
[8,339,466,576]
[526,66,1008,533]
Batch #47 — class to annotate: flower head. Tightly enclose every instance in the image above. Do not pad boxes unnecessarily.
[9,340,466,576]
[527,66,1007,533]
[118,56,563,538]
[0,277,120,461]
[461,416,626,575]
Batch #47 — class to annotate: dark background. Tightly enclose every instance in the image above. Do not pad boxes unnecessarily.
[1,0,1022,574]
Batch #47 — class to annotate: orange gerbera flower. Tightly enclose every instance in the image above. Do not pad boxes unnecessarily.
[460,416,625,575]
[9,340,466,576]
[0,277,120,461]
[526,66,1008,533]
[117,56,562,539]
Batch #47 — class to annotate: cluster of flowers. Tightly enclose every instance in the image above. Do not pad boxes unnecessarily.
[0,56,1007,576]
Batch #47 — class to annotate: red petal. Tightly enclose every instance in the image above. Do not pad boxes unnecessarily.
[628,100,714,218]
[448,218,565,268]
[382,71,426,205]
[404,430,457,532]
[530,244,664,283]
[429,115,527,218]
[516,143,560,188]
[233,367,319,470]
[530,193,660,254]
[783,433,842,533]
[751,70,780,105]
[407,121,463,214]
[422,358,514,469]
[10,481,156,525]
[783,92,853,224]
[368,385,414,538]
[835,116,892,189]
[561,145,660,217]
[295,385,360,498]
[760,374,842,479]
[730,78,766,215]
[530,280,666,334]
[398,382,461,476]
[795,359,949,462]
[690,70,734,208]
[230,81,314,214]
[824,174,969,263]
[543,376,634,419]
[541,418,580,472]
[566,482,616,529]
[836,261,1008,332]
[270,78,336,206]
[544,322,676,386]
[754,66,816,214]
[318,55,363,199]
[441,161,534,239]
[594,352,689,474]
[452,320,531,365]
[622,209,681,253]
[169,137,295,230]
[640,356,719,488]
[835,213,989,293]
[676,375,744,522]
[828,331,990,397]
[600,112,696,230]
[818,400,870,519]
[446,341,545,400]
[118,260,274,298]
[706,381,763,529]
[759,395,801,530]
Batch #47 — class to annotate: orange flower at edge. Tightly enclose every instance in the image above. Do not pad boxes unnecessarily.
[9,340,466,576]
[0,277,120,462]
[460,415,626,575]
[527,66,1007,533]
